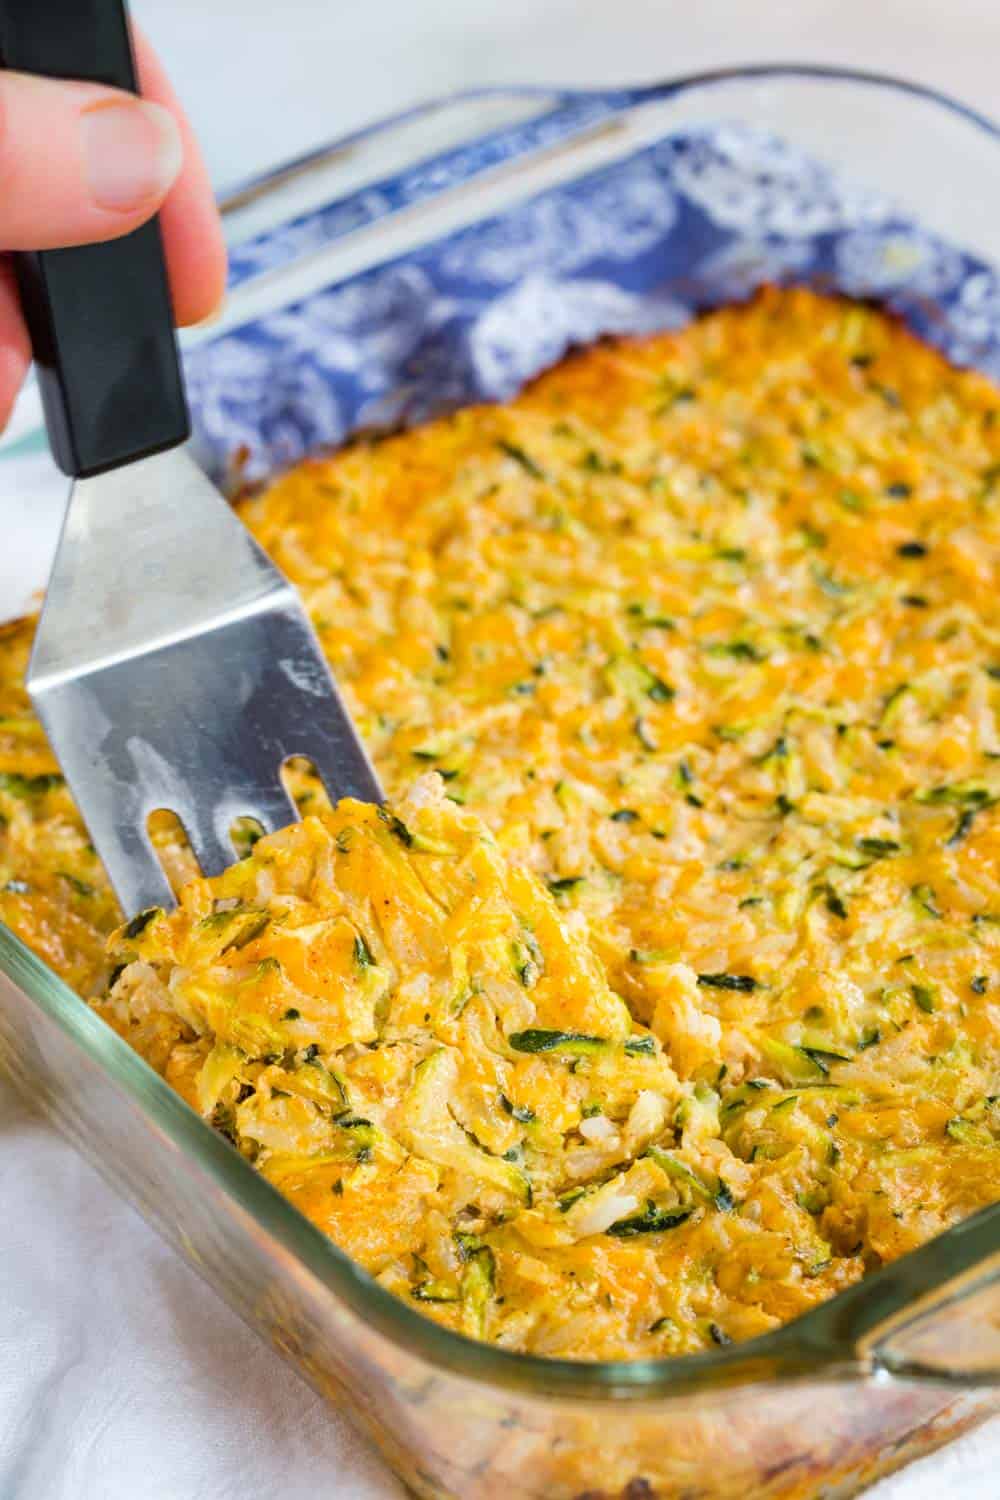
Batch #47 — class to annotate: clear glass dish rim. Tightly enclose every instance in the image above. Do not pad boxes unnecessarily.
[2,59,1000,1404]
[214,59,1000,214]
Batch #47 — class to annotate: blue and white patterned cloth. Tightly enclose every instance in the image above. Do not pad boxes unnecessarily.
[186,107,1000,485]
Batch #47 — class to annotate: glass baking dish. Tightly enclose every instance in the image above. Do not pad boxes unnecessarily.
[1,66,1000,1500]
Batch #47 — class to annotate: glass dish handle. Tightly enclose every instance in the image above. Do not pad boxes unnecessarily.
[855,1217,1000,1385]
[215,84,632,293]
[216,85,585,218]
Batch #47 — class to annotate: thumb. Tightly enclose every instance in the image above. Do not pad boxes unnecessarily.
[0,70,183,251]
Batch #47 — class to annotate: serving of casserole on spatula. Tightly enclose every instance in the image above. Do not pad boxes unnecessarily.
[2,0,381,917]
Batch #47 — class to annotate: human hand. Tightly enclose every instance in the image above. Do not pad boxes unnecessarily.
[0,26,226,428]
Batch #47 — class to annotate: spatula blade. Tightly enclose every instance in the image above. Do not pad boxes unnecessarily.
[27,449,382,916]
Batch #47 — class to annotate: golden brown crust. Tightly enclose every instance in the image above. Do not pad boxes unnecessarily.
[1,287,999,1359]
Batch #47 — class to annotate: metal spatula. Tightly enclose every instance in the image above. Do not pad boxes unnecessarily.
[3,0,381,917]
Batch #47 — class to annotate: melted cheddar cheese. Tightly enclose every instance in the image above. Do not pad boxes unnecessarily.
[2,287,1000,1358]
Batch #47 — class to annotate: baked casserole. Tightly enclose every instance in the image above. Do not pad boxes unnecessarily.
[2,286,999,1360]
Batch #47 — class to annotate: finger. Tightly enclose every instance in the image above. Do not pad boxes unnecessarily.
[133,29,228,327]
[0,72,182,250]
[0,260,32,430]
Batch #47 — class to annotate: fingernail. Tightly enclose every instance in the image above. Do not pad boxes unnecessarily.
[81,100,183,211]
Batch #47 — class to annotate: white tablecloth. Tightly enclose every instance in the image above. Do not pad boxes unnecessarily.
[3,2,1000,1493]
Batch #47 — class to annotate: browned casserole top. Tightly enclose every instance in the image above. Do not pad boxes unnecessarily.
[2,287,1000,1358]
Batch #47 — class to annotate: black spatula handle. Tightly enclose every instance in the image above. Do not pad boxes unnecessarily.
[0,0,189,477]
